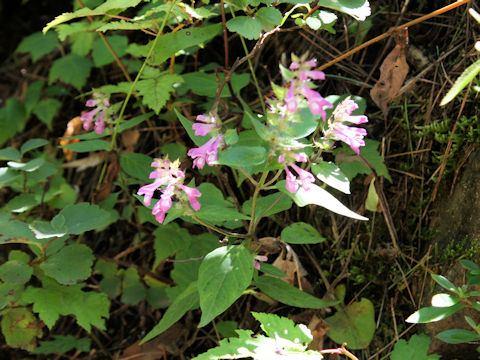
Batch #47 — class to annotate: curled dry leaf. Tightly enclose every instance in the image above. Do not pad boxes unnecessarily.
[60,116,83,161]
[272,244,313,293]
[121,129,140,153]
[61,152,108,171]
[370,28,410,117]
[94,153,120,203]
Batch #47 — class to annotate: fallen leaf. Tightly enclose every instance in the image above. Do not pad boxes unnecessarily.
[121,129,140,152]
[370,28,409,117]
[94,153,120,202]
[272,244,313,293]
[60,117,83,161]
[61,152,108,171]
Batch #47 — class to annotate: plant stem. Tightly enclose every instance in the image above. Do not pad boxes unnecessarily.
[247,171,269,237]
[190,213,248,238]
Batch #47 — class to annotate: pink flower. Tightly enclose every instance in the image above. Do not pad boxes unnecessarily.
[289,61,299,70]
[187,136,222,169]
[253,255,268,270]
[301,86,333,120]
[181,185,202,211]
[192,114,216,136]
[285,165,299,193]
[80,95,110,134]
[285,83,297,113]
[290,163,315,191]
[94,111,105,134]
[152,194,172,224]
[137,182,163,206]
[332,123,367,154]
[293,152,308,163]
[80,107,101,131]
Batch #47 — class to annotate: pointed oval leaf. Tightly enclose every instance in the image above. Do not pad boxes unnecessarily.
[406,303,465,323]
[436,329,480,344]
[281,222,326,244]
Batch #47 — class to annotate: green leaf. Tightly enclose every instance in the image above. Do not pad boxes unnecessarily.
[20,138,49,155]
[198,245,254,327]
[179,72,250,98]
[252,312,312,344]
[71,31,96,56]
[0,147,21,161]
[59,139,110,152]
[23,279,110,332]
[317,0,370,21]
[16,31,59,61]
[40,243,94,285]
[33,335,91,355]
[441,59,480,106]
[43,0,144,33]
[391,334,440,360]
[365,178,379,212]
[217,145,267,167]
[406,303,466,323]
[460,259,480,273]
[0,282,24,310]
[226,16,263,40]
[255,276,337,308]
[33,98,61,129]
[149,24,222,65]
[162,142,187,160]
[302,10,337,33]
[121,267,147,305]
[141,281,198,344]
[281,222,326,244]
[1,308,42,351]
[25,80,44,115]
[0,98,26,146]
[336,139,391,182]
[255,7,282,30]
[216,321,239,338]
[0,260,33,284]
[54,203,113,234]
[431,274,458,293]
[49,54,92,90]
[325,298,375,349]
[436,329,480,344]
[92,35,128,67]
[259,263,287,278]
[242,192,292,222]
[136,75,183,113]
[277,181,368,221]
[120,152,152,181]
[312,161,350,194]
[431,293,460,307]
[0,213,36,243]
[153,223,192,267]
[8,158,45,172]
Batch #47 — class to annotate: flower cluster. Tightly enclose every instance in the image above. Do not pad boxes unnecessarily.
[324,96,368,154]
[278,148,315,194]
[137,158,201,224]
[284,59,333,120]
[187,114,223,169]
[80,93,111,134]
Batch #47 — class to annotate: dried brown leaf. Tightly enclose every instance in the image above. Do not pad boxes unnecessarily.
[60,117,83,161]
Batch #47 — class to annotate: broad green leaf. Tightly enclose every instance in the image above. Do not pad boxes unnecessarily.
[198,245,254,327]
[242,192,292,222]
[20,138,49,155]
[54,203,113,234]
[252,312,312,344]
[0,213,36,243]
[59,140,110,153]
[120,152,152,180]
[290,108,319,138]
[441,59,480,106]
[161,142,187,160]
[40,243,94,285]
[406,303,466,323]
[0,260,33,284]
[325,298,375,349]
[436,329,480,344]
[336,139,391,182]
[431,274,458,293]
[71,31,96,56]
[317,0,370,21]
[179,72,250,98]
[97,19,157,32]
[255,7,282,30]
[365,178,379,212]
[8,158,45,172]
[121,267,147,305]
[0,282,24,310]
[149,24,222,65]
[460,259,480,273]
[33,335,91,355]
[136,75,183,113]
[153,223,192,267]
[217,146,267,167]
[391,334,440,360]
[43,0,144,33]
[49,54,92,90]
[281,222,326,244]
[0,98,26,146]
[226,16,263,40]
[0,147,21,161]
[141,281,198,344]
[431,293,460,307]
[216,321,239,338]
[16,31,59,61]
[312,161,350,194]
[277,181,368,221]
[1,308,42,351]
[25,80,44,115]
[22,279,110,332]
[92,35,128,67]
[33,98,62,129]
[255,276,337,308]
[302,10,337,33]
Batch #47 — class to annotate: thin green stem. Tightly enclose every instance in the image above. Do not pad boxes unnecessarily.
[109,0,176,152]
[247,171,269,237]
[190,213,248,238]
[237,166,259,186]
[263,169,283,187]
